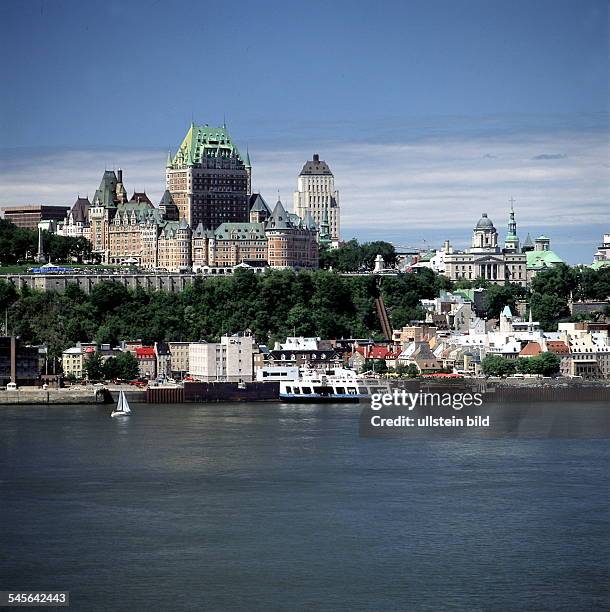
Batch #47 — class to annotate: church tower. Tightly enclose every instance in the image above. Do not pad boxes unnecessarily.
[471,213,499,253]
[504,202,520,252]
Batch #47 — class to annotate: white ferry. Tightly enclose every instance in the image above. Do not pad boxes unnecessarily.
[279,368,390,403]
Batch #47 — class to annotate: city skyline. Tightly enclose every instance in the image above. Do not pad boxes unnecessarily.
[0,0,607,263]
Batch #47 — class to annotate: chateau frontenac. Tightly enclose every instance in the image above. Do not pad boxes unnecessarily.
[57,124,322,271]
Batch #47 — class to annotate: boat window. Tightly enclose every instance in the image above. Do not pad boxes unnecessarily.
[302,387,312,394]
[347,388,357,395]
[286,386,292,393]
[335,386,345,394]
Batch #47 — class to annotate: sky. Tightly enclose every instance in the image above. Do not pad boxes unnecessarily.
[0,0,607,263]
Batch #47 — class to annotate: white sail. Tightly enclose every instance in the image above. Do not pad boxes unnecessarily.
[111,391,131,417]
[121,391,131,414]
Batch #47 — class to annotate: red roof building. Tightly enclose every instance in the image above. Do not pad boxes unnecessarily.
[519,342,542,357]
[546,341,570,355]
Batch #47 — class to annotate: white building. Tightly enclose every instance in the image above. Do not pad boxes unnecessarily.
[444,212,527,286]
[293,154,340,245]
[189,334,254,382]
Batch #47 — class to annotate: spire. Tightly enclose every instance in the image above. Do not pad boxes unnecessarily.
[319,209,331,246]
[245,146,251,168]
[166,150,173,168]
[37,226,46,264]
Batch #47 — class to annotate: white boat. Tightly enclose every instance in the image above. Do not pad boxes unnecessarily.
[111,390,132,417]
[279,368,389,403]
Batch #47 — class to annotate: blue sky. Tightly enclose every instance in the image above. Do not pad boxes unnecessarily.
[0,0,607,262]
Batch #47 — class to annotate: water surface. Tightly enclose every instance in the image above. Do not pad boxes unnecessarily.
[1,403,608,611]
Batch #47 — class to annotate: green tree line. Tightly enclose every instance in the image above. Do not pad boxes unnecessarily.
[0,219,92,265]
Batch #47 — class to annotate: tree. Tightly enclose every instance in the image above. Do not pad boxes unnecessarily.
[531,293,569,331]
[84,352,104,381]
[363,359,388,374]
[534,352,561,376]
[481,355,516,377]
[115,351,140,380]
[396,363,419,378]
[319,239,397,272]
[483,283,526,319]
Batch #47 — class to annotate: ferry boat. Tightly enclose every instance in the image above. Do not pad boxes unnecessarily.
[279,368,389,403]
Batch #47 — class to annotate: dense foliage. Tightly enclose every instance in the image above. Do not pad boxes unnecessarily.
[481,353,561,377]
[0,257,607,366]
[0,219,92,265]
[319,239,398,271]
[0,270,384,358]
[380,267,451,328]
[531,264,610,330]
[84,351,140,381]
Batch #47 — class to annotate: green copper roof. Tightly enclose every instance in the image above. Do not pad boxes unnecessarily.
[169,124,245,168]
[591,260,610,270]
[214,222,266,241]
[526,250,564,269]
[454,289,475,302]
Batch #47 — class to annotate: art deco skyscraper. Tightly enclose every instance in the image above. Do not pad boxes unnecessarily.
[293,154,340,245]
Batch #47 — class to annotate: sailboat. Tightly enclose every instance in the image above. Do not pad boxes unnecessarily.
[111,390,132,418]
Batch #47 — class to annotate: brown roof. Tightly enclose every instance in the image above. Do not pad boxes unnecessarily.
[519,342,542,357]
[546,341,570,354]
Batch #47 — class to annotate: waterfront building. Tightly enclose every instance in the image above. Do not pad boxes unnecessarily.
[166,123,251,229]
[444,211,527,286]
[267,337,340,369]
[135,347,156,380]
[62,346,85,379]
[397,341,444,373]
[0,336,40,386]
[189,334,254,382]
[293,153,340,245]
[558,322,610,379]
[61,342,119,380]
[167,341,190,378]
[154,342,172,379]
[2,205,70,230]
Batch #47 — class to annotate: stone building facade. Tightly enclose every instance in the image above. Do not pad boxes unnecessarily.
[166,124,251,228]
[445,212,527,286]
[293,153,340,245]
[60,169,318,272]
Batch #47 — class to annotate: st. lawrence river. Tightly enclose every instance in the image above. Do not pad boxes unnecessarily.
[1,402,608,611]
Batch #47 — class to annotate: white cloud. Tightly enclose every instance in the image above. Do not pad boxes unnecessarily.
[0,129,606,249]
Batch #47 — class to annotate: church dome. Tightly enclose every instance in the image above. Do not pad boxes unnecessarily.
[475,213,494,229]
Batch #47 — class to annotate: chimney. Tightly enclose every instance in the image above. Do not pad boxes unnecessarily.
[117,168,123,183]
[313,154,319,162]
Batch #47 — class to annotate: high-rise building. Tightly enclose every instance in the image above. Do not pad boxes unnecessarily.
[293,153,340,245]
[166,123,251,229]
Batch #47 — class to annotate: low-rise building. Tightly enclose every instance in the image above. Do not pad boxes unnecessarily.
[135,347,156,380]
[168,342,190,378]
[154,342,172,379]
